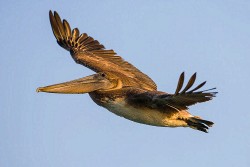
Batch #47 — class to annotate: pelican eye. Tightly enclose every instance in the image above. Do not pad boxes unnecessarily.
[101,73,106,77]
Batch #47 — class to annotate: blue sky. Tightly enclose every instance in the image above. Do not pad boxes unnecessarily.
[0,0,250,167]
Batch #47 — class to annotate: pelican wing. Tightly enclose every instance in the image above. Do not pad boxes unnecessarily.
[127,72,217,114]
[153,72,217,110]
[49,11,157,91]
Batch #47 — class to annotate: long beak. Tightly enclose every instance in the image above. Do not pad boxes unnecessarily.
[36,74,110,94]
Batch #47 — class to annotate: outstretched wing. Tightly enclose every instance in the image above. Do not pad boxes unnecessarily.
[154,72,217,110]
[49,11,157,91]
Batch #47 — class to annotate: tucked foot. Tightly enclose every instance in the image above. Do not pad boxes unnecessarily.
[186,117,214,133]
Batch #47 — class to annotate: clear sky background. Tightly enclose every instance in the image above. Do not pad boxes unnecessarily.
[0,0,250,167]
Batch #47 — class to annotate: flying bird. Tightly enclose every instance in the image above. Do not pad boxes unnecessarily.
[37,11,217,133]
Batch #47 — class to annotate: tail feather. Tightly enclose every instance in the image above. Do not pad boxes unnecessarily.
[186,117,214,133]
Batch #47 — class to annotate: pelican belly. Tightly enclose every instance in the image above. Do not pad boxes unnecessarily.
[101,97,186,127]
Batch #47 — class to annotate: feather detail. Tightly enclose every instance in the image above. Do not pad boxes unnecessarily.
[175,72,184,95]
[180,73,196,94]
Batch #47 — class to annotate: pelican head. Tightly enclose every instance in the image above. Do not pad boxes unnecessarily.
[37,72,122,94]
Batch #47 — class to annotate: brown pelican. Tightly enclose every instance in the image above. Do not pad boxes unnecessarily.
[37,11,217,133]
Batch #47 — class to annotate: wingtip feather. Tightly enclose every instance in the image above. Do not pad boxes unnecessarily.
[174,72,185,95]
[180,72,197,93]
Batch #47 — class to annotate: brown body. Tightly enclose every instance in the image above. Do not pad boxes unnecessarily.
[37,11,217,133]
[90,88,188,127]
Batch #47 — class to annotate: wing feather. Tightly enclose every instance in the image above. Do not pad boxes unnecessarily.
[54,11,66,39]
[187,81,206,93]
[180,73,196,94]
[72,28,80,42]
[63,20,72,38]
[174,72,184,95]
